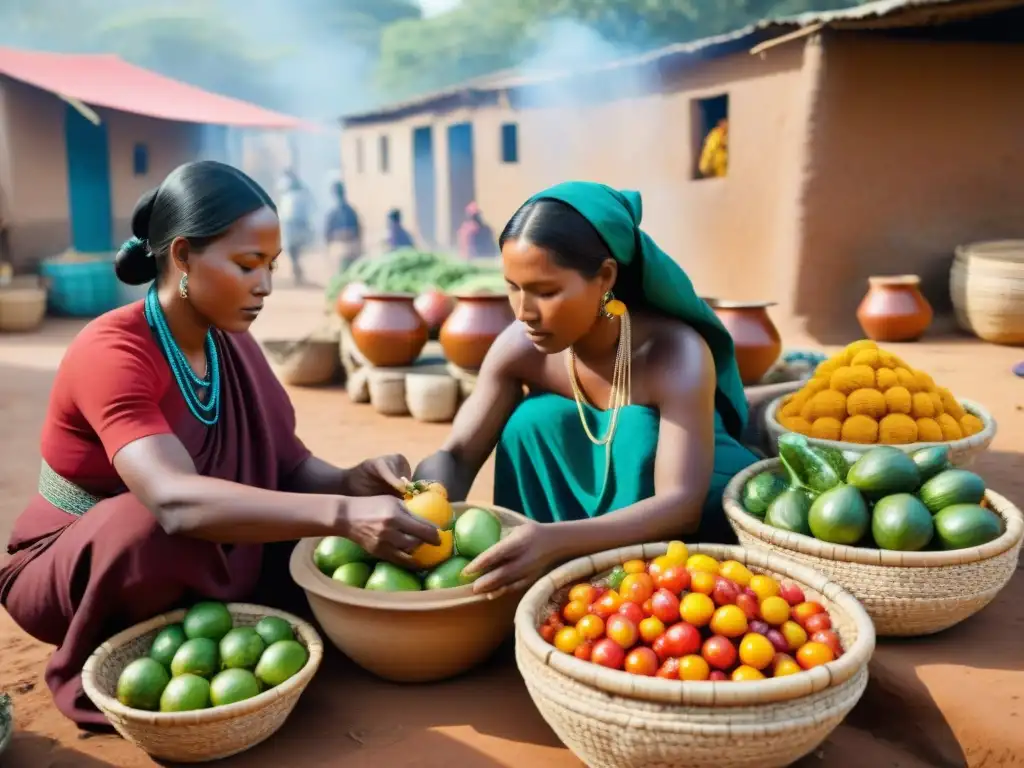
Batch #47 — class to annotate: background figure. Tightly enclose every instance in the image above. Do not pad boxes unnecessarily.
[698,118,729,179]
[385,208,415,252]
[457,202,498,260]
[277,168,315,284]
[325,181,362,272]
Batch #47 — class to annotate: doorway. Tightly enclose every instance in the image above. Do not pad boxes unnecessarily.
[64,105,113,253]
[412,126,436,247]
[446,122,476,248]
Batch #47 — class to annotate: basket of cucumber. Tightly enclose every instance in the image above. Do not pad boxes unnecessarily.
[723,435,1024,636]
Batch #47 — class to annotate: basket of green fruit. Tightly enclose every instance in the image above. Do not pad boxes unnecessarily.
[290,484,530,683]
[723,435,1024,636]
[81,602,322,763]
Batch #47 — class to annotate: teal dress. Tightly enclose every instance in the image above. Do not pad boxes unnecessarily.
[494,392,758,543]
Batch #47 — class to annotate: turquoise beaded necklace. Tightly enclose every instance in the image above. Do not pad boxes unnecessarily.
[144,284,221,426]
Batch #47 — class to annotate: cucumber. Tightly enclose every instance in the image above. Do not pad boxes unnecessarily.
[847,446,921,499]
[911,446,951,482]
[933,504,1002,550]
[777,433,843,496]
[765,488,813,536]
[871,494,935,552]
[808,485,870,545]
[742,471,789,518]
[918,469,986,514]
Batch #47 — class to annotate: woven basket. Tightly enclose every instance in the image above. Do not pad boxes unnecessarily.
[951,241,1024,345]
[0,285,46,332]
[262,336,342,387]
[515,543,874,768]
[724,459,1024,637]
[763,394,996,467]
[406,371,460,422]
[81,603,323,763]
[367,369,409,416]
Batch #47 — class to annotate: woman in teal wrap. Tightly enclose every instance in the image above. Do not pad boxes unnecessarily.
[413,182,758,595]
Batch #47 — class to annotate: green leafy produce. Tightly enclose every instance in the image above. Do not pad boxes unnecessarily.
[778,433,843,496]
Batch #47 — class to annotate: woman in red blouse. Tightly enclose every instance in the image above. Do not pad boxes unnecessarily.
[0,160,439,727]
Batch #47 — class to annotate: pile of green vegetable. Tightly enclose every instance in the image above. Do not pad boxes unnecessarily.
[741,434,1004,552]
[325,248,505,303]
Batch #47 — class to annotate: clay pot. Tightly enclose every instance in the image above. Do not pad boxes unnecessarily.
[856,275,933,342]
[439,293,515,370]
[350,292,428,367]
[706,299,783,386]
[336,282,369,322]
[414,289,455,334]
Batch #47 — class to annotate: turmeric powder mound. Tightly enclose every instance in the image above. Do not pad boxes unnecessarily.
[780,391,810,419]
[910,391,936,420]
[912,369,937,393]
[884,386,912,415]
[879,413,919,445]
[960,413,985,437]
[831,365,876,395]
[841,414,879,444]
[877,351,903,369]
[850,349,882,369]
[802,376,831,398]
[928,392,945,416]
[844,340,878,358]
[803,390,847,421]
[936,413,964,441]
[937,387,966,420]
[894,368,919,393]
[916,417,943,442]
[814,356,846,379]
[780,416,813,436]
[875,367,898,391]
[847,388,887,420]
[810,417,843,441]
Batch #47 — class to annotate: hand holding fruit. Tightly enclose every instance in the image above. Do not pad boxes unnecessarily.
[342,454,413,497]
[464,520,556,598]
[343,495,441,568]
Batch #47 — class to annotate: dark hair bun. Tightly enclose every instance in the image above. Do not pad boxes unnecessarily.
[114,237,156,285]
[131,188,157,240]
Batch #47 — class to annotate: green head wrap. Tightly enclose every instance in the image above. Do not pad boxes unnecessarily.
[527,181,748,440]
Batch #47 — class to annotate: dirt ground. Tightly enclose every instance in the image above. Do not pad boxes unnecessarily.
[1,272,1022,767]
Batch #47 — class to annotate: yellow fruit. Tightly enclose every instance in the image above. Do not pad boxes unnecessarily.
[759,596,791,626]
[840,414,879,444]
[748,575,780,602]
[710,605,748,638]
[410,529,454,569]
[664,541,689,566]
[623,559,647,574]
[678,654,710,681]
[810,417,843,441]
[780,620,808,651]
[686,554,720,575]
[718,560,753,588]
[773,654,802,677]
[554,626,582,654]
[680,592,716,627]
[405,489,454,529]
[731,665,766,682]
[738,633,775,670]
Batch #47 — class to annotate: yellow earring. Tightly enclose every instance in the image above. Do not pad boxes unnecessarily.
[601,291,626,318]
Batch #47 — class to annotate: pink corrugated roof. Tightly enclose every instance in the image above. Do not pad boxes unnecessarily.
[0,46,307,129]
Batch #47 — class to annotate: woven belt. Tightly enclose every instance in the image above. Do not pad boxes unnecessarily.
[38,460,104,517]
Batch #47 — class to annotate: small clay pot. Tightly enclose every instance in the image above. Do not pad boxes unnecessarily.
[706,299,783,386]
[336,282,369,322]
[439,293,515,370]
[856,275,933,342]
[414,289,455,335]
[350,292,428,367]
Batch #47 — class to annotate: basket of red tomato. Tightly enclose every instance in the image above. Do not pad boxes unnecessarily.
[514,542,875,768]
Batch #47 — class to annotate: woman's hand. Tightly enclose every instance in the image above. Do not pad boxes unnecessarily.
[342,495,441,569]
[343,454,412,497]
[464,521,562,599]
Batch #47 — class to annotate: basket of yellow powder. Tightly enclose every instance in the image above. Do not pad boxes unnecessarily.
[764,340,996,467]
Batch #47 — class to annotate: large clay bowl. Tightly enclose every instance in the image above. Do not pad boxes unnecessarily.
[290,502,530,683]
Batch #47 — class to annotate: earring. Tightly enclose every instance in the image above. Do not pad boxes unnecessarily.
[600,291,626,319]
[179,273,189,299]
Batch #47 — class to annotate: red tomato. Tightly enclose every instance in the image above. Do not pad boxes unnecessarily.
[791,601,826,628]
[709,670,728,682]
[803,613,833,634]
[650,589,681,624]
[712,577,741,607]
[620,573,656,605]
[641,598,655,617]
[655,657,681,680]
[605,614,639,650]
[655,565,690,594]
[540,624,556,644]
[779,581,806,607]
[742,587,759,600]
[663,622,702,657]
[624,646,659,676]
[735,593,760,620]
[702,635,738,671]
[651,634,671,662]
[592,591,623,619]
[574,640,594,661]
[811,630,843,658]
[638,616,666,645]
[617,600,645,625]
[591,638,626,669]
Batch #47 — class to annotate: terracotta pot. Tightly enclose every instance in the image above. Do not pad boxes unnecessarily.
[350,292,428,367]
[856,275,933,342]
[439,293,515,370]
[706,299,783,386]
[336,282,369,322]
[414,289,455,333]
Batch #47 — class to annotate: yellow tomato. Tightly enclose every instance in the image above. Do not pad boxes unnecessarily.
[731,665,766,682]
[562,599,589,625]
[686,554,721,575]
[738,633,775,670]
[554,626,582,654]
[680,592,716,627]
[718,560,753,587]
[690,571,717,596]
[710,605,749,639]
[773,654,802,677]
[797,641,835,670]
[759,596,791,626]
[623,559,647,574]
[749,574,780,602]
[678,654,711,681]
[780,620,808,652]
[638,616,666,644]
[664,541,689,566]
[576,614,605,641]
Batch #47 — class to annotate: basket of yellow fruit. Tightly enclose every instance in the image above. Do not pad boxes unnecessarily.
[764,340,995,467]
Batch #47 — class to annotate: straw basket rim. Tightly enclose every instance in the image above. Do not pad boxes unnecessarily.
[514,542,876,707]
[81,603,323,725]
[290,501,529,612]
[723,458,1024,568]
[764,395,997,457]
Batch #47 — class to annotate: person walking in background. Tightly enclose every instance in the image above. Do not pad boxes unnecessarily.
[698,117,729,179]
[457,202,498,260]
[385,208,415,252]
[277,168,314,284]
[325,181,362,272]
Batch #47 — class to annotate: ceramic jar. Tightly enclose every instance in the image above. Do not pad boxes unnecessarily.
[336,282,369,323]
[414,290,455,337]
[706,299,783,386]
[439,293,515,370]
[856,275,933,342]
[350,292,428,367]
